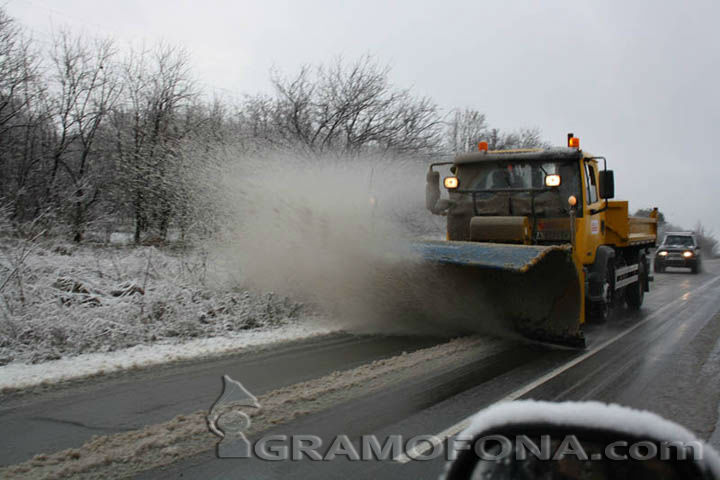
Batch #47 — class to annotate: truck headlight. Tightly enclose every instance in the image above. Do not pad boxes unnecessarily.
[545,174,562,187]
[658,251,668,256]
[443,176,459,189]
[683,251,693,258]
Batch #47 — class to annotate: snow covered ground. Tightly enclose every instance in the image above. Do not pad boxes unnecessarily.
[0,239,337,390]
[0,320,336,392]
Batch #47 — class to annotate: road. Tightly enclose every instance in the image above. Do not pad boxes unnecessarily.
[2,260,719,479]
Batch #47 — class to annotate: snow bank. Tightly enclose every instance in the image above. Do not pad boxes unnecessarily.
[0,319,337,392]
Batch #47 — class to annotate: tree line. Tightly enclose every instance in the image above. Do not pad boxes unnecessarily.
[0,8,558,244]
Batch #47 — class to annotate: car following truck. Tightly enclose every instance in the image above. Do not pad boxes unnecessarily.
[654,232,702,273]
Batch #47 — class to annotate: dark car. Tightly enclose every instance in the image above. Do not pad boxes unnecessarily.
[654,232,702,274]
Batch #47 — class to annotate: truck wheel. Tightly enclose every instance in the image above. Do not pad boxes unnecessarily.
[691,262,699,274]
[654,261,664,273]
[589,263,614,323]
[626,257,645,310]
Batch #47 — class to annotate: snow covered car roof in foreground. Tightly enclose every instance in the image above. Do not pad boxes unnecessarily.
[447,400,720,478]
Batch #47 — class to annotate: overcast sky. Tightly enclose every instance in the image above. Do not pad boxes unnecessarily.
[6,0,720,235]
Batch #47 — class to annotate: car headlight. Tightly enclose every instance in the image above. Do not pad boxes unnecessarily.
[683,251,693,258]
[658,251,668,256]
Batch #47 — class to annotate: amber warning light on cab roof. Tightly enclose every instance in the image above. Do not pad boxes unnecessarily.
[567,132,580,149]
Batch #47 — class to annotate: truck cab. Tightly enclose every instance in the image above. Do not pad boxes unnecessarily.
[425,134,657,328]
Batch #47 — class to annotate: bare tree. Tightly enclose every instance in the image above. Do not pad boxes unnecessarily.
[444,108,547,154]
[245,55,443,156]
[445,109,488,153]
[694,221,718,258]
[0,7,46,222]
[45,30,123,241]
[111,43,200,243]
[0,9,36,136]
[486,127,547,150]
[238,92,283,153]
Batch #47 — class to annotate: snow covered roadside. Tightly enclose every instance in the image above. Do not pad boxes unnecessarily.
[0,240,345,392]
[0,318,338,393]
[0,240,316,362]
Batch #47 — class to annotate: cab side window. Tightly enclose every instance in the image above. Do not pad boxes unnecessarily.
[585,163,598,204]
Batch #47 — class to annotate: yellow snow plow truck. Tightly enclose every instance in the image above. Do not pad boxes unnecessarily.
[421,134,657,346]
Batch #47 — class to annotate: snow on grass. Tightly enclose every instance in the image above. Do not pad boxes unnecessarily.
[0,319,337,392]
[0,239,322,369]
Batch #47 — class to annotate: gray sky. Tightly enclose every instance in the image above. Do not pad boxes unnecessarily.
[7,0,720,235]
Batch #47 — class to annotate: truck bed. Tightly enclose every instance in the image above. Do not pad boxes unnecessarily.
[605,201,657,247]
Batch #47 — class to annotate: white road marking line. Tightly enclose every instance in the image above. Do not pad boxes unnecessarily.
[395,274,720,463]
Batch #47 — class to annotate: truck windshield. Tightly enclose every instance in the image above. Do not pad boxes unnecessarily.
[459,160,580,197]
[455,160,581,218]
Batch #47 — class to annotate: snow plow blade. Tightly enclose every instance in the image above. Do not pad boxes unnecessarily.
[409,240,584,346]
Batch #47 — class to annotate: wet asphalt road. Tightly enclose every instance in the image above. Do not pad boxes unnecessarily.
[2,260,719,479]
[143,260,720,480]
[0,334,447,466]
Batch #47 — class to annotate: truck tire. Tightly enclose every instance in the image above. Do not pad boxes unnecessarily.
[626,256,646,310]
[589,261,614,323]
[691,262,699,274]
[654,260,664,273]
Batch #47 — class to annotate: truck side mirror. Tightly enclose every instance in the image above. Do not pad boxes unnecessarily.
[426,170,441,211]
[598,170,614,199]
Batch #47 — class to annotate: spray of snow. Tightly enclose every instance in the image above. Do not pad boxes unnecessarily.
[208,152,455,335]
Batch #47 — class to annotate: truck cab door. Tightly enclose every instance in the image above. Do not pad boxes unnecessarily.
[582,160,605,263]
